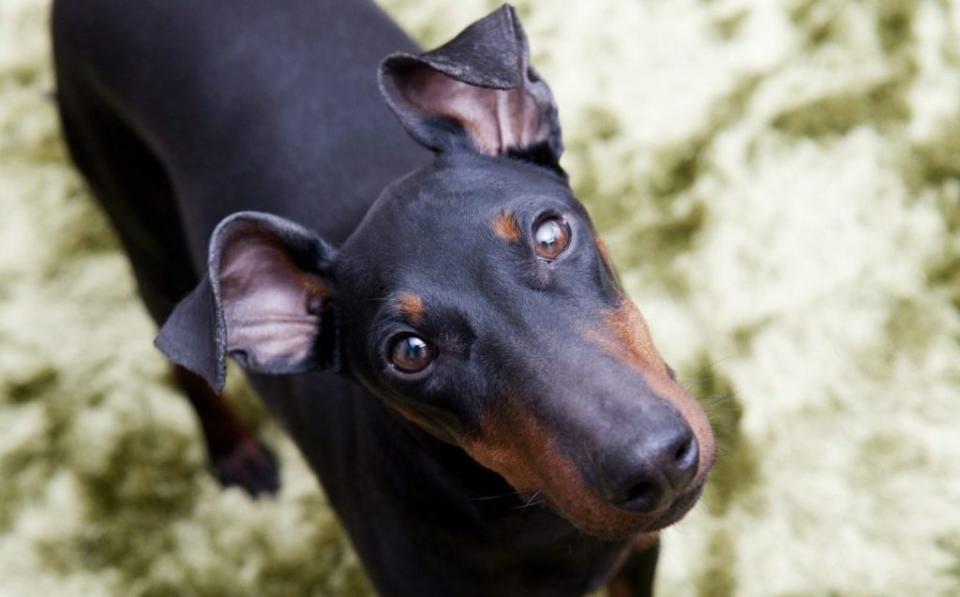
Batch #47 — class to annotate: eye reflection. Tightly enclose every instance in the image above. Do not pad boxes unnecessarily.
[389,335,435,373]
[533,215,570,260]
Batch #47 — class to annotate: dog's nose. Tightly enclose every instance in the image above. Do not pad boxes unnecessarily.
[602,424,699,513]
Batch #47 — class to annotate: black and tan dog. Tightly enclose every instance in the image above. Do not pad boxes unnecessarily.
[52,1,715,595]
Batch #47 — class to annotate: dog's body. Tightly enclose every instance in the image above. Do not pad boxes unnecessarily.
[53,2,714,595]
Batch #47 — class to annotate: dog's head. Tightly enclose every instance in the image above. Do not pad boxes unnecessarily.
[157,4,714,540]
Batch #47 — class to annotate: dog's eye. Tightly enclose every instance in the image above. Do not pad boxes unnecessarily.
[389,335,436,373]
[533,215,570,261]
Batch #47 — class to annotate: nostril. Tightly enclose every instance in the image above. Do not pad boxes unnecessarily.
[666,435,699,490]
[614,477,667,513]
[675,439,692,462]
[599,426,700,513]
[624,481,657,504]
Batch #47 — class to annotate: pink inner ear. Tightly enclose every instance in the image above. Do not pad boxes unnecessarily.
[218,228,332,371]
[400,66,547,156]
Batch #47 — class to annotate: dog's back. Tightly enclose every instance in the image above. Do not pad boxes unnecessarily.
[52,0,428,277]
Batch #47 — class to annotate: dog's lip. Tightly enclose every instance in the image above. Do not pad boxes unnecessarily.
[534,477,707,539]
[646,479,707,530]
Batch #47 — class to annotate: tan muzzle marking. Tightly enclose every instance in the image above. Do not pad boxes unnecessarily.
[461,394,669,539]
[585,298,716,476]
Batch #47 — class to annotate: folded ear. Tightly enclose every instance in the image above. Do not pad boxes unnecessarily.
[155,212,337,393]
[379,4,563,167]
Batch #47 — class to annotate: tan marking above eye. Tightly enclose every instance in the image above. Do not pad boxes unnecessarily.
[491,210,522,242]
[394,292,425,324]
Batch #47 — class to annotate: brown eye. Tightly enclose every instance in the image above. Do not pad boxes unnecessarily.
[533,215,571,260]
[389,335,435,373]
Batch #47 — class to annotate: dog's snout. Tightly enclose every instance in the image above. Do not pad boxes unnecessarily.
[601,424,699,513]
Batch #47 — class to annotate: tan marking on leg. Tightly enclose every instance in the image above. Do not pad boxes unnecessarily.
[394,292,425,324]
[491,210,522,243]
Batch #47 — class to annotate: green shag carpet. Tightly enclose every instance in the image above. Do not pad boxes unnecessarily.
[2,0,959,595]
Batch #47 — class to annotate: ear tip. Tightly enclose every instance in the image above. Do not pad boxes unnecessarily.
[499,4,519,21]
[154,277,228,395]
[494,3,525,42]
[153,334,227,394]
[379,3,530,91]
[377,52,417,82]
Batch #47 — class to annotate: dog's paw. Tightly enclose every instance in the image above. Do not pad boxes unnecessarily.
[210,436,280,498]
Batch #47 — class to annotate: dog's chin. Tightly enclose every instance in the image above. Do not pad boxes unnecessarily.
[542,480,707,542]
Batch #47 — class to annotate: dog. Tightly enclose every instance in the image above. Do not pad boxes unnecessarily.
[52,1,716,594]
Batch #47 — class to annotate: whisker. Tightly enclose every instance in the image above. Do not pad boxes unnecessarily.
[469,491,521,502]
[697,394,739,414]
[676,354,737,387]
[518,499,546,510]
[515,490,544,510]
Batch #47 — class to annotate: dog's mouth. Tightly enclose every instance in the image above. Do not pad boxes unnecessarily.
[645,479,707,530]
[532,473,709,541]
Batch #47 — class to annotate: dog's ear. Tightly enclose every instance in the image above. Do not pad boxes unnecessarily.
[155,212,337,393]
[379,4,563,168]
